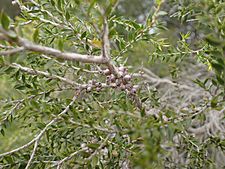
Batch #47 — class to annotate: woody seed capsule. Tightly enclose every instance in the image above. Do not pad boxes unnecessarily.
[130,88,137,94]
[110,74,116,82]
[118,71,124,77]
[120,84,126,90]
[81,84,87,89]
[133,85,139,90]
[103,69,111,75]
[125,84,132,90]
[97,82,102,87]
[106,79,110,85]
[87,86,92,92]
[96,87,101,92]
[118,66,125,72]
[111,83,117,88]
[92,80,96,85]
[123,74,131,81]
[116,79,121,86]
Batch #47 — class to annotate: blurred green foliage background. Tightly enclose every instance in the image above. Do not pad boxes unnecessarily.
[0,0,225,168]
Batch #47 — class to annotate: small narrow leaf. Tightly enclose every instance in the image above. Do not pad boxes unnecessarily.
[66,11,70,20]
[1,12,10,30]
[50,0,55,6]
[33,28,39,43]
[58,39,64,51]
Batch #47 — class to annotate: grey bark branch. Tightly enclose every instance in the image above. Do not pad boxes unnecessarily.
[51,148,88,169]
[0,47,25,55]
[0,94,79,162]
[102,18,110,59]
[0,27,108,64]
[101,17,119,76]
[17,38,107,64]
[10,63,80,86]
[0,139,36,157]
[25,94,79,169]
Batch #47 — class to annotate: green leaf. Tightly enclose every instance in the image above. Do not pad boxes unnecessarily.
[91,156,99,167]
[194,79,206,89]
[140,108,146,117]
[141,97,149,103]
[65,11,70,20]
[44,60,55,69]
[88,0,97,15]
[50,0,55,6]
[205,35,223,46]
[81,31,87,39]
[14,84,26,90]
[37,122,45,129]
[1,12,10,30]
[0,128,5,136]
[0,57,4,64]
[33,29,39,43]
[156,0,162,5]
[211,97,218,108]
[87,143,100,149]
[211,61,224,73]
[5,156,13,164]
[216,75,224,85]
[57,0,62,10]
[74,0,80,5]
[58,39,64,51]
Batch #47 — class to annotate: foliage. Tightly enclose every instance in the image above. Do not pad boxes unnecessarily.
[0,0,224,168]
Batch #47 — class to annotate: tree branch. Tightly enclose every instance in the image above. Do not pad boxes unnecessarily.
[0,47,25,55]
[50,148,88,169]
[69,119,115,133]
[40,54,99,74]
[0,139,36,157]
[0,27,108,64]
[101,18,119,76]
[133,73,193,90]
[102,18,110,59]
[85,134,110,162]
[25,94,79,169]
[10,63,80,86]
[17,38,107,64]
[0,44,14,49]
[0,93,79,164]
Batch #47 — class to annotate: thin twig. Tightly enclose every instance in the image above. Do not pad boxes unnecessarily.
[10,63,80,86]
[0,26,107,64]
[0,47,25,55]
[69,119,115,133]
[102,17,110,59]
[50,148,88,169]
[0,93,79,164]
[85,134,110,161]
[133,73,193,90]
[41,55,99,74]
[25,94,79,168]
[0,44,14,49]
[101,17,119,76]
[0,139,36,157]
[0,102,20,125]
[17,37,107,64]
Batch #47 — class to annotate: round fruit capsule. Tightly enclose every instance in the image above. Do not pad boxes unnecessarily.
[123,74,131,81]
[103,69,111,75]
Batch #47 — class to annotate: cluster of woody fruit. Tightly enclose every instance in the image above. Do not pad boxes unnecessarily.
[81,66,139,95]
[103,66,139,95]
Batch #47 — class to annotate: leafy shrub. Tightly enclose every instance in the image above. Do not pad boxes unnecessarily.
[0,0,224,168]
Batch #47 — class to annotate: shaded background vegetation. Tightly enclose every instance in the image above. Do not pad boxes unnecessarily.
[0,0,225,168]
